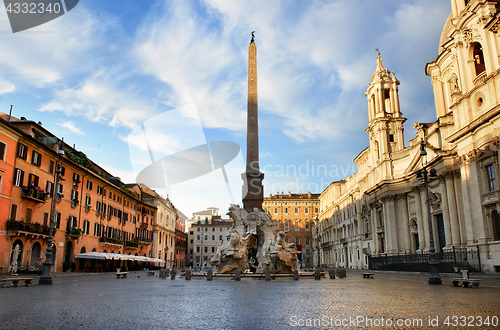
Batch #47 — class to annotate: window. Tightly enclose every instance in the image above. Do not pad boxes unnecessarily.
[87,180,93,190]
[492,210,500,241]
[46,181,53,197]
[305,208,309,214]
[85,196,91,206]
[305,221,310,230]
[295,208,299,214]
[389,134,394,143]
[284,207,288,214]
[212,235,215,240]
[197,235,200,240]
[212,227,215,231]
[17,143,27,160]
[472,42,486,76]
[212,247,215,253]
[274,208,278,214]
[83,220,90,235]
[315,208,319,213]
[49,160,54,174]
[9,204,17,220]
[295,236,300,244]
[295,220,300,230]
[204,235,207,240]
[14,168,24,187]
[220,227,222,232]
[97,186,103,195]
[486,164,496,191]
[305,237,311,246]
[28,173,39,187]
[204,247,207,253]
[56,183,63,201]
[205,227,208,232]
[197,227,200,232]
[0,141,5,161]
[55,212,61,229]
[31,151,42,167]
[219,235,222,240]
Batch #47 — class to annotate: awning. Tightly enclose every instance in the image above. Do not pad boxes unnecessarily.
[75,252,165,264]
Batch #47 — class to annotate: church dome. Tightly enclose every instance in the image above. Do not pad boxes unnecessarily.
[439,13,453,54]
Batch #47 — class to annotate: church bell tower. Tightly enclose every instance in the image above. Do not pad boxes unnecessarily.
[365,52,406,179]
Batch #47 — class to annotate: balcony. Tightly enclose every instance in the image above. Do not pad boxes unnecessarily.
[124,240,139,249]
[340,238,347,244]
[85,204,92,212]
[66,227,82,240]
[482,191,500,206]
[6,220,49,239]
[21,186,49,203]
[71,199,79,208]
[100,236,123,248]
[140,222,148,229]
[137,237,152,244]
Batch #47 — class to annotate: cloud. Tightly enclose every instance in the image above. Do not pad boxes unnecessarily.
[0,79,15,94]
[40,77,160,128]
[0,4,116,87]
[57,120,84,135]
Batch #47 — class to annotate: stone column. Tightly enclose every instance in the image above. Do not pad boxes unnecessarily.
[400,194,411,252]
[413,187,427,251]
[460,161,476,245]
[383,195,398,254]
[438,177,453,250]
[445,172,461,247]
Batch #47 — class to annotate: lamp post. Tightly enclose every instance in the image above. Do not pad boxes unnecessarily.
[39,139,64,285]
[316,217,321,269]
[417,140,442,285]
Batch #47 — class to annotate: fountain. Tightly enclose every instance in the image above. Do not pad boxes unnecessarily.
[209,204,298,274]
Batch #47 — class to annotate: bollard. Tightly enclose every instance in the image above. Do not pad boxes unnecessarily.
[329,269,335,279]
[170,270,176,280]
[314,268,321,280]
[265,270,271,281]
[185,269,191,280]
[207,268,213,281]
[293,269,299,281]
[235,269,241,281]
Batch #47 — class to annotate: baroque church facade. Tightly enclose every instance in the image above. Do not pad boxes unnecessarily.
[316,0,500,273]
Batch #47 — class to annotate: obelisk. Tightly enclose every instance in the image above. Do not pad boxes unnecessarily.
[242,32,264,211]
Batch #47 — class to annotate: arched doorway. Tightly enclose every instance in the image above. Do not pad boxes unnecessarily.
[79,247,86,271]
[30,242,42,271]
[64,241,73,271]
[10,240,23,273]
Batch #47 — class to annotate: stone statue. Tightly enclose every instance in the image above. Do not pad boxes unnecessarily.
[251,31,255,43]
[209,204,298,274]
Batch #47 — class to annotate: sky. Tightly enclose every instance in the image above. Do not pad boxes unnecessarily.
[0,0,452,220]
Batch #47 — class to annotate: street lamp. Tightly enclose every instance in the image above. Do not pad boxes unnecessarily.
[417,140,442,285]
[39,139,64,285]
[316,216,321,269]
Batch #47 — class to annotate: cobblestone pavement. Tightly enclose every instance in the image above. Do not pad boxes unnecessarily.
[0,270,499,330]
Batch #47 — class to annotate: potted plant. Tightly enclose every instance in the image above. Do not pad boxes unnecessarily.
[62,262,69,272]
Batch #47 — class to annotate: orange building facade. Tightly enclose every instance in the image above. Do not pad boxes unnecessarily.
[0,115,156,273]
